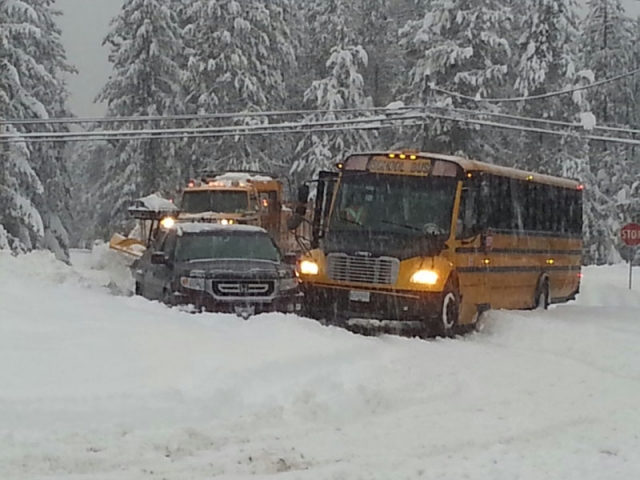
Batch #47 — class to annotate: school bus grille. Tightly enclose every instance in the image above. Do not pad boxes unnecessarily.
[327,253,400,285]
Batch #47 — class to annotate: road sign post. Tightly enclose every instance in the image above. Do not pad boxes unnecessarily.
[621,223,640,290]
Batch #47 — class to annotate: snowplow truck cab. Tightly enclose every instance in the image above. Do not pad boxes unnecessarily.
[179,171,307,254]
[180,171,280,231]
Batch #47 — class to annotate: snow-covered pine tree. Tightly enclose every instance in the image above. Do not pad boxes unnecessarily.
[292,44,375,182]
[579,0,636,263]
[353,0,400,108]
[67,139,117,246]
[509,0,584,173]
[581,0,634,126]
[292,0,376,181]
[94,0,183,234]
[0,0,73,259]
[398,0,512,156]
[23,0,75,261]
[182,0,295,173]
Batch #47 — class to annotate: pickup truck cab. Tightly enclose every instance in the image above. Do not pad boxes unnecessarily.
[132,223,302,318]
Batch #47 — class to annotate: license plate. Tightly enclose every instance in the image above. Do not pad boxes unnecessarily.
[349,290,371,303]
[234,305,255,319]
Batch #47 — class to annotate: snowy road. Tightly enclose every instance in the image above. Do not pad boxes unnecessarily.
[1,248,640,479]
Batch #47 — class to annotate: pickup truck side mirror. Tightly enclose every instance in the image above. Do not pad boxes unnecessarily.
[151,252,168,265]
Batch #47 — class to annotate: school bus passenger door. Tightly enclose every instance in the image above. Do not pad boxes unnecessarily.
[454,182,491,322]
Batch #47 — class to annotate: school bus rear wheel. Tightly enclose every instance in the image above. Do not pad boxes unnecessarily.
[534,278,550,310]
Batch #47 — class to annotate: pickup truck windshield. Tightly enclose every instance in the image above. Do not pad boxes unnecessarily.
[174,233,280,262]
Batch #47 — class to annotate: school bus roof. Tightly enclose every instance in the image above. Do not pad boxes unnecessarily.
[351,151,581,189]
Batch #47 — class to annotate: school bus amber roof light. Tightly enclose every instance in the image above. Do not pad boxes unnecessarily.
[410,269,439,285]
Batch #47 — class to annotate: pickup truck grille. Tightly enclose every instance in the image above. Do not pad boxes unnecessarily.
[212,281,275,297]
[327,253,400,285]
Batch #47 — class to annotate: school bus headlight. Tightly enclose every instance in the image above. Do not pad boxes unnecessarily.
[299,260,319,276]
[410,269,439,285]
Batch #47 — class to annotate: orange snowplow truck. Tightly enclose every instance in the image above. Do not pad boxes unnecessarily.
[109,171,310,258]
[177,171,308,254]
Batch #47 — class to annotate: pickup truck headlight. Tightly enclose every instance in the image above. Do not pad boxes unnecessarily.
[279,277,300,291]
[410,269,439,285]
[180,276,206,291]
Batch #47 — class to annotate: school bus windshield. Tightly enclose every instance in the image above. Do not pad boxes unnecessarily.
[330,173,458,237]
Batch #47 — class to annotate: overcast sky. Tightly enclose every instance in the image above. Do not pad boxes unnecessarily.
[55,0,640,118]
[56,0,123,117]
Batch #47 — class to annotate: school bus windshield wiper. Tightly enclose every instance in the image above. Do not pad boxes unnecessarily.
[337,216,366,228]
[381,219,422,232]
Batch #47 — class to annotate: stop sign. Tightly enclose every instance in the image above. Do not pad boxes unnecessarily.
[621,223,640,246]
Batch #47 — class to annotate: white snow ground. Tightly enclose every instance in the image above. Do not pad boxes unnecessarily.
[1,249,640,480]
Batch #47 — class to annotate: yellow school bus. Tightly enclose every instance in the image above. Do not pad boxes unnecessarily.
[290,151,583,336]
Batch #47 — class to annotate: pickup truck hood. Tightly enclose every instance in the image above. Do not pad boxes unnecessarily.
[173,259,283,280]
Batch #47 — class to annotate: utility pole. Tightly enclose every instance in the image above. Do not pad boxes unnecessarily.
[0,119,7,189]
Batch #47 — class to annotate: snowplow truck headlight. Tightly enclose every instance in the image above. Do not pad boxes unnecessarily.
[180,277,206,291]
[410,269,439,285]
[160,217,176,229]
[298,260,319,276]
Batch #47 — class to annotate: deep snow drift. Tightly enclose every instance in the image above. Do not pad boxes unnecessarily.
[1,249,640,479]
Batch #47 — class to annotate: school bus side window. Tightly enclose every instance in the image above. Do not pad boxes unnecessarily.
[484,175,512,231]
[456,184,478,239]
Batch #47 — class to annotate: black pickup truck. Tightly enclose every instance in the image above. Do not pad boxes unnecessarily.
[131,223,302,318]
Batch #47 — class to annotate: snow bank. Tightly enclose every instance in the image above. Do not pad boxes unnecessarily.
[1,257,640,479]
[576,264,640,307]
[0,245,134,296]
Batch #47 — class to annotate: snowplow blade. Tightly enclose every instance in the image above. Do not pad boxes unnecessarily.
[108,233,146,258]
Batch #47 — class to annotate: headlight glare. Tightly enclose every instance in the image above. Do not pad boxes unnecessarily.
[410,269,439,285]
[299,260,319,276]
[160,217,176,229]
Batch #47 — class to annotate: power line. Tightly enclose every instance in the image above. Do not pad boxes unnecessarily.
[441,106,640,136]
[5,106,640,147]
[6,100,640,139]
[423,111,640,147]
[431,67,640,103]
[0,113,424,141]
[0,104,418,126]
[0,120,429,144]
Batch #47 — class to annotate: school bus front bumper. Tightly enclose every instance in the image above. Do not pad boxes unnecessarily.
[301,283,442,333]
